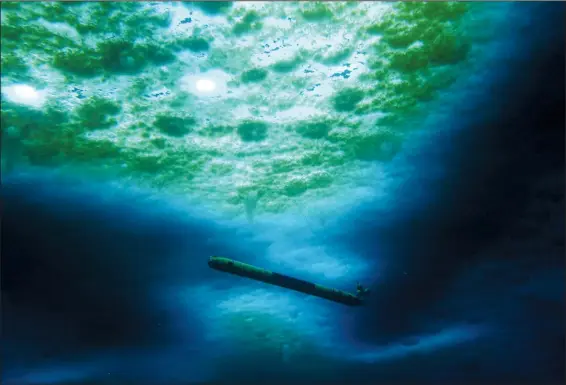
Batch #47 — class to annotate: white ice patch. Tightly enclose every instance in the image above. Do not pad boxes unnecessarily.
[274,106,325,122]
[262,16,294,31]
[38,18,81,41]
[2,84,46,108]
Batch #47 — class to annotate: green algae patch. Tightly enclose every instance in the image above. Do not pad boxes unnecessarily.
[282,178,308,197]
[1,17,74,53]
[198,124,234,138]
[176,37,211,52]
[192,1,233,15]
[75,97,121,130]
[367,19,427,49]
[1,54,29,75]
[209,162,234,176]
[151,138,167,149]
[332,88,365,112]
[295,120,332,140]
[318,48,352,66]
[281,171,333,197]
[53,49,104,77]
[129,77,152,97]
[2,2,175,77]
[271,56,304,74]
[20,117,122,167]
[123,149,206,182]
[379,93,419,116]
[271,158,298,174]
[2,104,67,145]
[0,22,23,44]
[145,44,177,65]
[53,39,176,77]
[237,120,268,142]
[400,1,468,21]
[0,2,20,10]
[365,2,470,66]
[309,172,333,189]
[344,130,403,162]
[391,73,438,103]
[97,39,152,74]
[41,2,85,24]
[0,0,496,213]
[429,31,470,65]
[154,114,196,137]
[389,45,430,73]
[300,2,334,22]
[241,68,268,83]
[233,11,263,36]
[115,5,172,38]
[355,1,473,127]
[299,151,325,167]
[65,138,123,163]
[138,10,172,29]
[124,154,164,174]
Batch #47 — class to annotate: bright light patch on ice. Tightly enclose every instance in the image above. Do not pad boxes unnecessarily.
[2,84,45,107]
[195,78,217,93]
[180,70,230,97]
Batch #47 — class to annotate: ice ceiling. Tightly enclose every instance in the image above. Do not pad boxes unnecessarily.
[6,3,560,383]
[0,1,507,220]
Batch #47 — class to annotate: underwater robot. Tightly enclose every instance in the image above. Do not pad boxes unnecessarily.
[208,256,368,306]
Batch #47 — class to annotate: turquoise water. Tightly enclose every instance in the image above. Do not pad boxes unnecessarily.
[2,2,564,384]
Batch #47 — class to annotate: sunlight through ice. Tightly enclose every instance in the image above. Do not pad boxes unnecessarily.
[181,70,230,98]
[196,78,217,93]
[2,84,45,108]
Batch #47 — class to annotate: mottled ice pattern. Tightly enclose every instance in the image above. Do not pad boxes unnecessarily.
[1,2,564,385]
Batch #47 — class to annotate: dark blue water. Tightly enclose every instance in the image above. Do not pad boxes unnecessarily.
[2,3,564,385]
